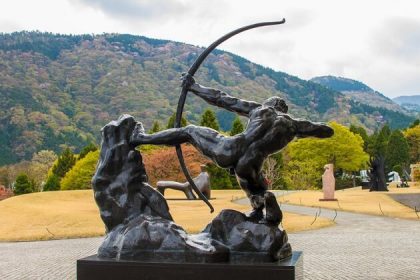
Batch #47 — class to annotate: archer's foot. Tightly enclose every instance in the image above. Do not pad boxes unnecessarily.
[246,208,264,223]
[264,191,282,226]
[130,122,146,145]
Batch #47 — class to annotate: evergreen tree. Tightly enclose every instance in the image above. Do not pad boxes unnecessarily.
[368,124,391,157]
[200,109,219,131]
[61,150,100,190]
[386,130,410,172]
[149,120,162,133]
[52,147,76,178]
[43,174,60,191]
[349,124,368,151]
[205,163,239,190]
[14,173,33,195]
[230,117,245,136]
[78,143,97,160]
[167,113,187,129]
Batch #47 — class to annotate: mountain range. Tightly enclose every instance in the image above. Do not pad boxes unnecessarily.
[392,95,420,112]
[0,31,415,165]
[310,76,404,112]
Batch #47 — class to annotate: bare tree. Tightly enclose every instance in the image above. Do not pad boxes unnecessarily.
[263,154,284,190]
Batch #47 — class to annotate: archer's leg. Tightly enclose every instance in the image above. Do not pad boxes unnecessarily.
[264,191,282,226]
[130,122,190,146]
[236,161,282,225]
[295,119,334,138]
[248,191,282,226]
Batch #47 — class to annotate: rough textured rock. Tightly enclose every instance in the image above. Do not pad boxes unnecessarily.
[92,114,172,233]
[92,115,291,263]
[203,210,292,262]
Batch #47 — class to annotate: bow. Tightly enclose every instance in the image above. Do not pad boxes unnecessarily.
[175,19,286,213]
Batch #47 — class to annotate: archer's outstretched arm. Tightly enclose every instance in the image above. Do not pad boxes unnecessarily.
[188,83,261,117]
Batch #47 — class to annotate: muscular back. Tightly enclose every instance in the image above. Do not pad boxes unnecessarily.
[243,106,297,156]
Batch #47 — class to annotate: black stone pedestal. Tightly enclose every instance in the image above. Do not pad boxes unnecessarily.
[77,251,303,280]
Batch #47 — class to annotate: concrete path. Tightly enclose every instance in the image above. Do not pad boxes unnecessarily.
[1,200,419,279]
[281,204,420,280]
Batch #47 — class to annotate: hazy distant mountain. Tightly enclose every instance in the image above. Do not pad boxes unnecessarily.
[310,75,404,112]
[0,32,414,165]
[393,95,420,112]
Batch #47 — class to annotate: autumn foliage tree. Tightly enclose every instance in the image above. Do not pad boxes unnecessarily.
[142,145,209,187]
[404,125,420,163]
[28,150,57,190]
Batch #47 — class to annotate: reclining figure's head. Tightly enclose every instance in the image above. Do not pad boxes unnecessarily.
[263,96,288,113]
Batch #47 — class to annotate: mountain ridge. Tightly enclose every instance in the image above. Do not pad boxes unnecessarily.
[0,31,414,165]
[310,75,405,112]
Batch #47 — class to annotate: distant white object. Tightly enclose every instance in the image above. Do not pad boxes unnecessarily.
[360,170,369,182]
[387,171,401,187]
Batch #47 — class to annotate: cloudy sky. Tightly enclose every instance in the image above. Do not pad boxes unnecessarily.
[1,0,419,98]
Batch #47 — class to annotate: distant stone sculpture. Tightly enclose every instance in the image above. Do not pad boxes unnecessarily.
[319,164,337,201]
[369,156,388,192]
[157,165,211,199]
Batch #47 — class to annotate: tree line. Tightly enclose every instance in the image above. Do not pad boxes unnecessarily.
[1,110,418,195]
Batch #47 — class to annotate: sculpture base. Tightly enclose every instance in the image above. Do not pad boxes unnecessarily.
[319,198,338,201]
[77,252,303,280]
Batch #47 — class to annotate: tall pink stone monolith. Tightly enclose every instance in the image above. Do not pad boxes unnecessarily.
[319,163,337,201]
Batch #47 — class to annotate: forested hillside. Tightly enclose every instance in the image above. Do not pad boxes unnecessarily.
[311,75,406,112]
[0,32,414,165]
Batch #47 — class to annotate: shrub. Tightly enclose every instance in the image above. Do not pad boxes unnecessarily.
[206,163,239,190]
[61,150,99,190]
[43,174,61,191]
[14,173,34,195]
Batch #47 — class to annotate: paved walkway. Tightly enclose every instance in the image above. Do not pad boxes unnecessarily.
[281,204,420,280]
[1,201,419,279]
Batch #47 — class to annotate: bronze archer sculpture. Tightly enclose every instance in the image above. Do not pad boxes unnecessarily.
[86,20,331,268]
[131,75,333,225]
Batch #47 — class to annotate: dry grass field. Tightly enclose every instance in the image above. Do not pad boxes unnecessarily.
[280,183,420,220]
[0,189,333,242]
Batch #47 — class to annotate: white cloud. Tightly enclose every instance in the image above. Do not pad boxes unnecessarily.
[0,0,419,97]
